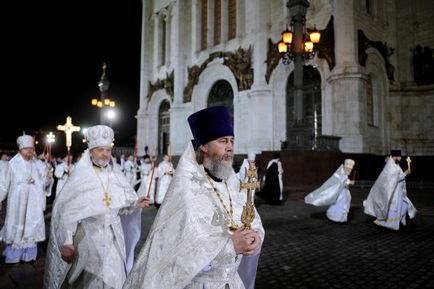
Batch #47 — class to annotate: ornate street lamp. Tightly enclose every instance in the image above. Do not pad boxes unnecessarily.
[278,0,322,150]
[91,63,116,125]
[277,0,320,65]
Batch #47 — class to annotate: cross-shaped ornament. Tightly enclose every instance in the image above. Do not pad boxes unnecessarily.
[103,192,112,207]
[57,116,80,154]
[406,156,412,171]
[240,164,260,230]
[240,167,261,191]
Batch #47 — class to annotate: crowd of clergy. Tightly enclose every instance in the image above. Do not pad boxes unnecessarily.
[0,105,416,289]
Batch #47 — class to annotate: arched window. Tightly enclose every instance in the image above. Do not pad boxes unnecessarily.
[158,100,171,155]
[208,80,234,123]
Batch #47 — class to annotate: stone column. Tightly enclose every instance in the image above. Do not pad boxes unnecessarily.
[221,0,229,42]
[170,1,189,155]
[137,1,152,156]
[152,14,160,72]
[171,2,183,105]
[244,0,274,153]
[327,0,367,153]
[191,0,200,55]
[139,1,151,112]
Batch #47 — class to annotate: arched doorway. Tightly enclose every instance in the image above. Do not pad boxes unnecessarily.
[158,100,170,155]
[286,65,321,150]
[207,80,234,123]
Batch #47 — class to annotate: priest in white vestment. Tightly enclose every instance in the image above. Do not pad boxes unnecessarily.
[304,159,355,223]
[154,154,174,208]
[363,149,416,230]
[43,125,150,289]
[123,106,265,289]
[236,153,255,183]
[54,155,73,198]
[124,155,137,187]
[136,155,156,204]
[0,134,53,264]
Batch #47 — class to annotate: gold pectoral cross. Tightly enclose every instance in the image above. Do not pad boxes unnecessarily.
[103,192,112,207]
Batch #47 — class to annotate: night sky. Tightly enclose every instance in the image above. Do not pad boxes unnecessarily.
[2,1,142,155]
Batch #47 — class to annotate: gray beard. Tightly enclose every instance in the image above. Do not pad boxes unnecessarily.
[206,158,233,180]
[93,158,110,168]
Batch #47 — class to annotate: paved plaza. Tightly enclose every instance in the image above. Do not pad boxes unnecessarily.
[1,187,433,289]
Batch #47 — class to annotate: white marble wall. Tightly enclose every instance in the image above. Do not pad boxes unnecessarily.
[137,0,434,156]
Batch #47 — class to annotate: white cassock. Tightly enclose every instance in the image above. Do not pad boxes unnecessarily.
[43,149,142,289]
[136,162,156,204]
[155,160,174,205]
[54,161,72,197]
[304,165,351,222]
[0,153,52,262]
[236,159,249,182]
[124,159,137,187]
[363,158,417,230]
[123,143,265,289]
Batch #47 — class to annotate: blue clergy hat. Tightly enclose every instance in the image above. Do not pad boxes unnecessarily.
[187,106,234,149]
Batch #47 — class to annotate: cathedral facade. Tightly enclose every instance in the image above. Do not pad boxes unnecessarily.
[136,0,434,157]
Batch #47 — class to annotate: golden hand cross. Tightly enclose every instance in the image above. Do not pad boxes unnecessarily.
[406,156,412,170]
[240,164,259,231]
[240,167,261,190]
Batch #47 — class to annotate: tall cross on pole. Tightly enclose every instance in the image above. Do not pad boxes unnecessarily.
[57,116,81,157]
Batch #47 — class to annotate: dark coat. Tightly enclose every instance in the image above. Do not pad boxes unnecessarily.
[259,162,281,205]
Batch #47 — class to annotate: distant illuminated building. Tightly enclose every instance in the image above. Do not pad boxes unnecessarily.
[137,0,434,157]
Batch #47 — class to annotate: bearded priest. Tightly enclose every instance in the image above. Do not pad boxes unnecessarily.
[123,106,265,289]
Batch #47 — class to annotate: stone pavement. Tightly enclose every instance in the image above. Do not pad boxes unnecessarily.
[1,187,433,289]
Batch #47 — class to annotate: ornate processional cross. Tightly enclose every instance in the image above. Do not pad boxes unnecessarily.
[240,164,261,230]
[57,116,81,155]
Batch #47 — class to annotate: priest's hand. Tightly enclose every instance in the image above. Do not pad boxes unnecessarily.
[232,227,261,256]
[61,244,76,263]
[136,196,151,208]
[241,230,261,256]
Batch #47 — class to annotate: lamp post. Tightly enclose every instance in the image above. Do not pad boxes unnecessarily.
[91,63,116,126]
[45,131,55,162]
[278,0,320,147]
